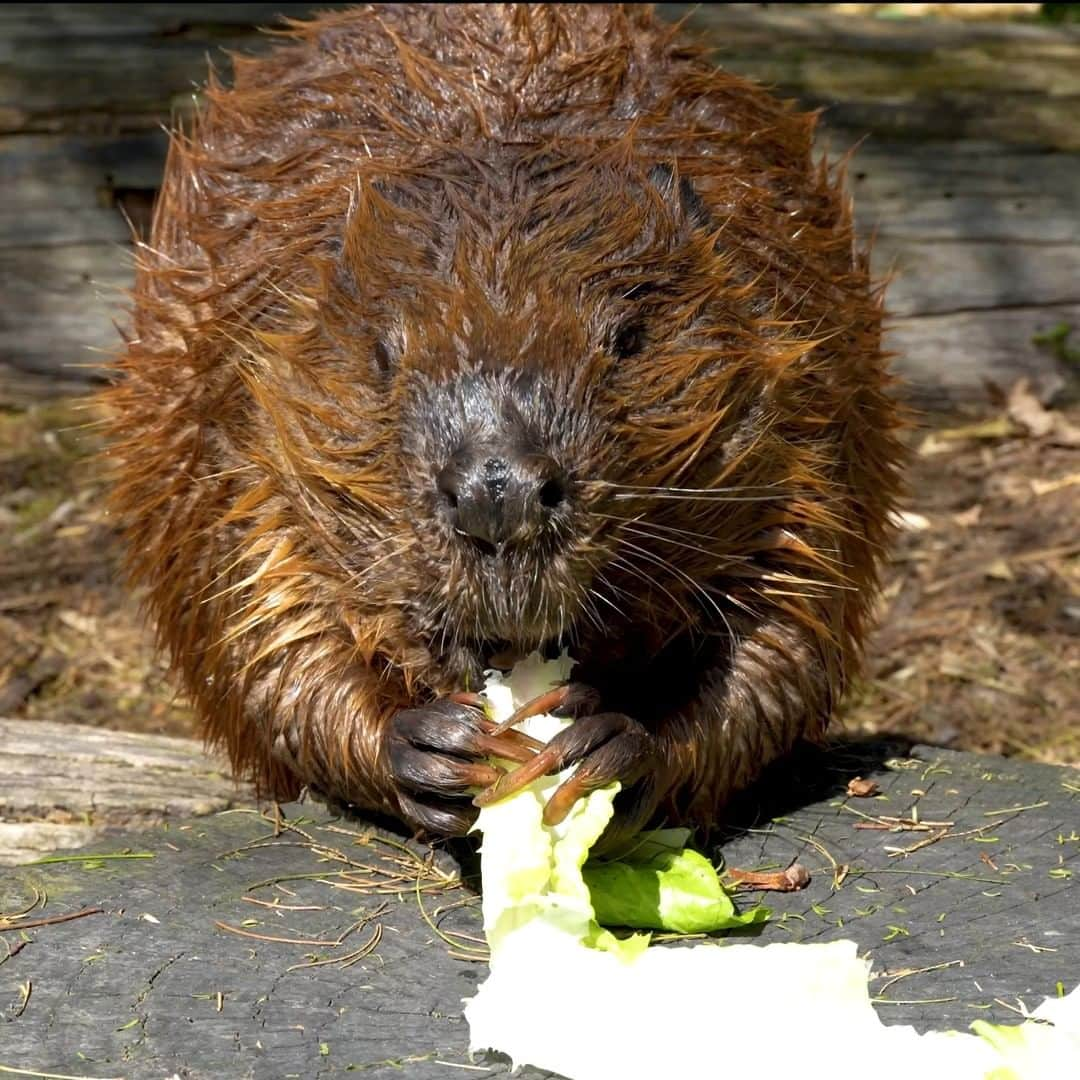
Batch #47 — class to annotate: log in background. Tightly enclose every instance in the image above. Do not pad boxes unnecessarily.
[0,3,1078,405]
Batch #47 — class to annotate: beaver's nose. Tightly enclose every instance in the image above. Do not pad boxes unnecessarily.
[437,450,567,554]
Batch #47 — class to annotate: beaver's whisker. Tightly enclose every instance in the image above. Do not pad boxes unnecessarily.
[615,537,724,623]
[591,578,628,623]
[616,523,723,561]
[597,480,788,495]
[611,491,782,503]
[593,511,715,543]
[609,553,695,628]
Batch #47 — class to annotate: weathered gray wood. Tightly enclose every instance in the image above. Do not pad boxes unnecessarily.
[0,741,1075,1078]
[5,4,1078,146]
[846,141,1078,239]
[0,4,347,134]
[0,718,254,866]
[2,4,1079,403]
[886,303,1080,404]
[0,132,167,217]
[878,239,1080,318]
[662,3,1080,150]
[0,244,132,377]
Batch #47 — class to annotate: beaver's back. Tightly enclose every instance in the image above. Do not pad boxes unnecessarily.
[133,3,845,361]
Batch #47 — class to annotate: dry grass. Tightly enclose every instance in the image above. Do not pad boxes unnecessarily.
[841,399,1080,766]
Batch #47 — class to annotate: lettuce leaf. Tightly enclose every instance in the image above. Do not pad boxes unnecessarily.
[463,653,1078,1080]
[584,846,769,933]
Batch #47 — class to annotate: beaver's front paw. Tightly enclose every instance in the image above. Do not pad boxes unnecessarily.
[388,697,543,838]
[474,708,658,831]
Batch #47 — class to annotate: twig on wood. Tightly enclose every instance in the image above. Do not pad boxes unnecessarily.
[796,833,848,889]
[873,958,964,997]
[0,886,44,924]
[0,940,28,968]
[213,918,365,948]
[871,996,959,1006]
[1012,940,1058,955]
[0,1065,123,1080]
[983,801,1049,816]
[22,852,154,866]
[887,819,1007,858]
[286,924,383,972]
[0,907,104,933]
[11,980,31,1019]
[240,896,324,912]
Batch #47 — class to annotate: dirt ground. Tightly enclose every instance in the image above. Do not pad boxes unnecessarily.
[1,374,1077,767]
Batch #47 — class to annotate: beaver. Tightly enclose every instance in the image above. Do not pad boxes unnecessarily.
[102,3,904,848]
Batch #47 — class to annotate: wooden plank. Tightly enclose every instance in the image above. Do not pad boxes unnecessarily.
[876,238,1080,318]
[885,302,1080,404]
[0,717,253,866]
[2,8,1078,402]
[0,131,168,203]
[0,132,168,250]
[0,4,349,134]
[0,740,1075,1073]
[845,141,1079,245]
[0,244,130,378]
[662,3,1080,150]
[2,4,1079,145]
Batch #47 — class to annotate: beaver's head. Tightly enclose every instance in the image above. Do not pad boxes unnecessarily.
[252,154,854,685]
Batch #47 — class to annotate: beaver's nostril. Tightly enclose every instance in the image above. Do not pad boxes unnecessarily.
[538,476,566,509]
[437,468,460,510]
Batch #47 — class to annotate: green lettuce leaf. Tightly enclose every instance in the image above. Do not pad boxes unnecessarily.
[585,846,770,933]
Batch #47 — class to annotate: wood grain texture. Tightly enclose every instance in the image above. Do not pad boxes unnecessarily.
[0,740,1075,1076]
[2,4,1078,401]
[0,718,254,865]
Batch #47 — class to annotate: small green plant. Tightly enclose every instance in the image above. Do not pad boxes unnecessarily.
[1032,322,1080,370]
[1040,4,1080,23]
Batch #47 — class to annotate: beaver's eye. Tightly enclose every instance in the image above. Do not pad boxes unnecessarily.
[610,320,646,360]
[373,338,394,378]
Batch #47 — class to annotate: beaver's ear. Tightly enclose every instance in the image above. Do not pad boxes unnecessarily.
[647,163,711,231]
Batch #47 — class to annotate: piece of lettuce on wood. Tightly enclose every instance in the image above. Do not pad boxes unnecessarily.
[466,654,1078,1080]
[584,832,769,934]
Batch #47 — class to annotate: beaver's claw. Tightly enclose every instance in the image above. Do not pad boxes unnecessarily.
[389,697,544,837]
[474,707,656,828]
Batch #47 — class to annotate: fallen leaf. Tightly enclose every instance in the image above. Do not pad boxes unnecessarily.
[889,509,931,532]
[1030,472,1080,497]
[847,777,880,798]
[1006,379,1056,437]
[952,504,982,527]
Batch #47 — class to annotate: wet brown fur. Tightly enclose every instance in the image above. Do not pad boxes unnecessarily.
[102,4,905,831]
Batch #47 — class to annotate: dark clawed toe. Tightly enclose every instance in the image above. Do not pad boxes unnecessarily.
[488,681,602,737]
[392,698,536,764]
[388,697,543,841]
[488,684,570,736]
[550,682,603,720]
[389,738,503,797]
[473,712,655,820]
[448,691,486,708]
[397,791,478,839]
[543,718,654,825]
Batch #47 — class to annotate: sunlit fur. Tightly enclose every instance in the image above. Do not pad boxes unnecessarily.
[101,4,905,830]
